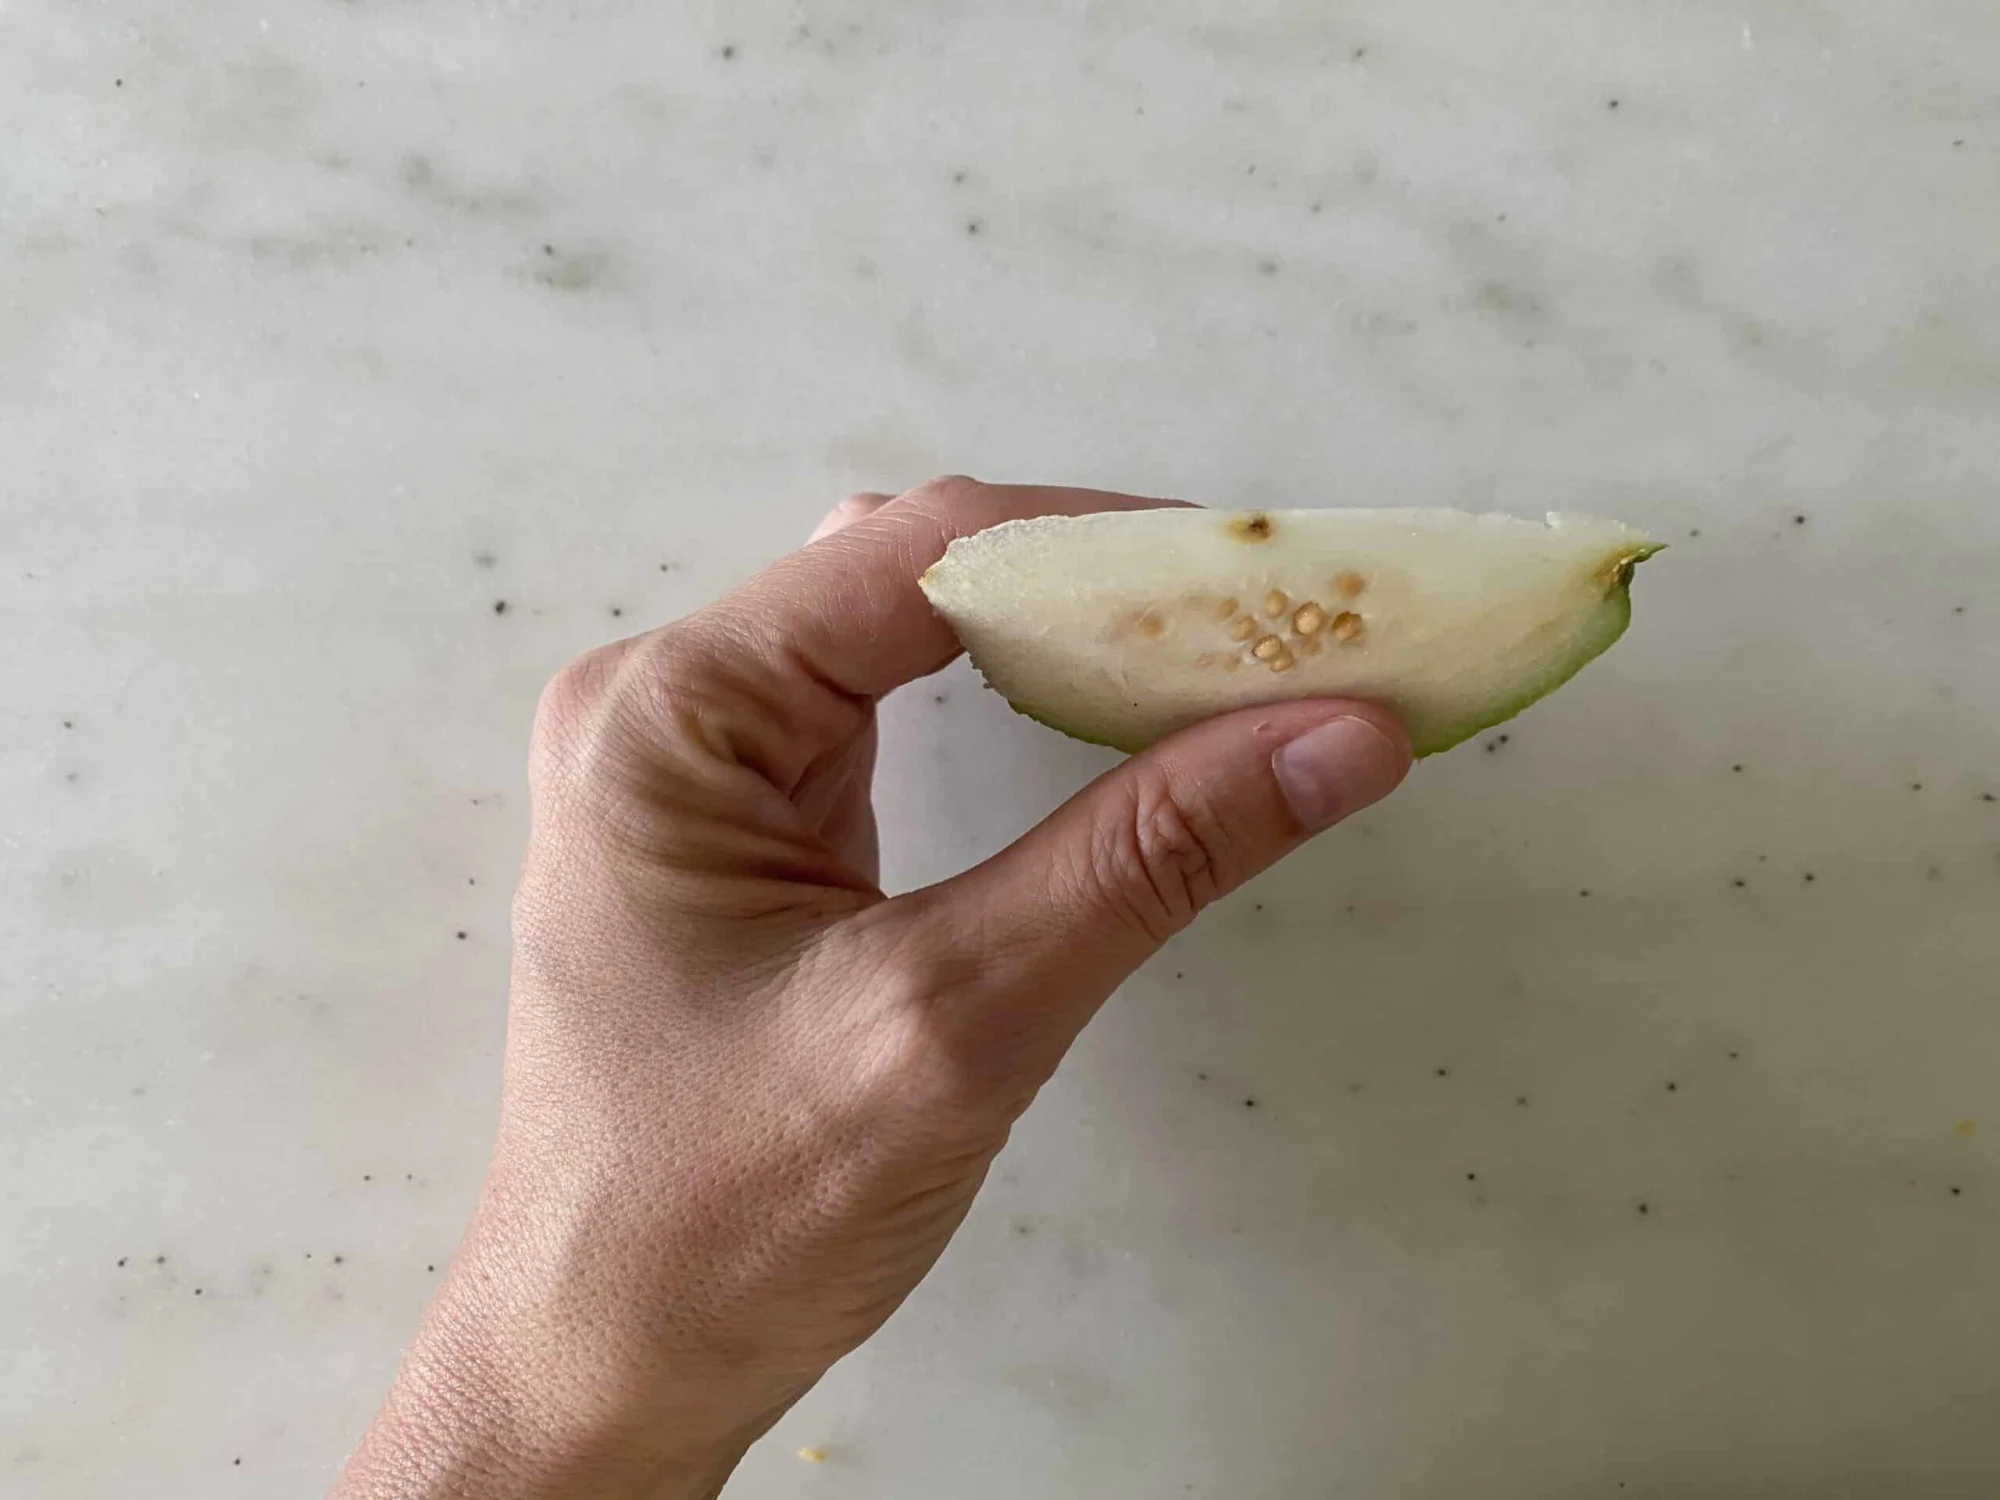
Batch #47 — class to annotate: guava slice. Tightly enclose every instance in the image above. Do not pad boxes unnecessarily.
[919,508,1660,756]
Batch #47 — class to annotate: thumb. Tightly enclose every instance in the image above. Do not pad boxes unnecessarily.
[900,701,1410,1064]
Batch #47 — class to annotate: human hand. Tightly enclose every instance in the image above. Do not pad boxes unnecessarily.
[330,478,1412,1499]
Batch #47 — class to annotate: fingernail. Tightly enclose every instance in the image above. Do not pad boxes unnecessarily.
[1272,716,1409,831]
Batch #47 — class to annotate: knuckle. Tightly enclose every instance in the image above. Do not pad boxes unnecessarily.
[904,473,984,511]
[529,634,697,795]
[1089,774,1233,943]
[531,645,625,772]
[535,644,624,736]
[811,491,891,542]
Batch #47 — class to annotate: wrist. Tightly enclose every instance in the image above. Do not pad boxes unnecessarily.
[332,1280,759,1500]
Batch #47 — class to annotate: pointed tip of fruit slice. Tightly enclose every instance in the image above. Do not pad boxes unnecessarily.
[921,507,1661,757]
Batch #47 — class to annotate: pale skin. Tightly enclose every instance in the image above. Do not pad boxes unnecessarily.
[329,478,1412,1499]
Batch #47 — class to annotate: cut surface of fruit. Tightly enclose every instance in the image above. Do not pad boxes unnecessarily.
[918,507,1661,756]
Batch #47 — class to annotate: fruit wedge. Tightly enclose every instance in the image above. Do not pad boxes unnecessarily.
[918,507,1660,756]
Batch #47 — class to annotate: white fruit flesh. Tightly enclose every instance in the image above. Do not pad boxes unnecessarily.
[919,508,1660,757]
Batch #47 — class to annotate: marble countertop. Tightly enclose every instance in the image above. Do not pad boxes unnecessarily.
[5,2,1999,1495]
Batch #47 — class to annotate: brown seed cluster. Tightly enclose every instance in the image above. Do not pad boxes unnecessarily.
[1104,572,1372,674]
[1210,574,1371,674]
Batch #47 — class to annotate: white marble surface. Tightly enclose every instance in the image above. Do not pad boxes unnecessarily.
[6,1,2000,1495]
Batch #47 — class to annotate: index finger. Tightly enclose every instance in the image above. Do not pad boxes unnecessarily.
[709,476,1190,702]
[651,477,1188,794]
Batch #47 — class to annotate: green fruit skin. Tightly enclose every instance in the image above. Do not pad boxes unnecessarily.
[1408,579,1635,757]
